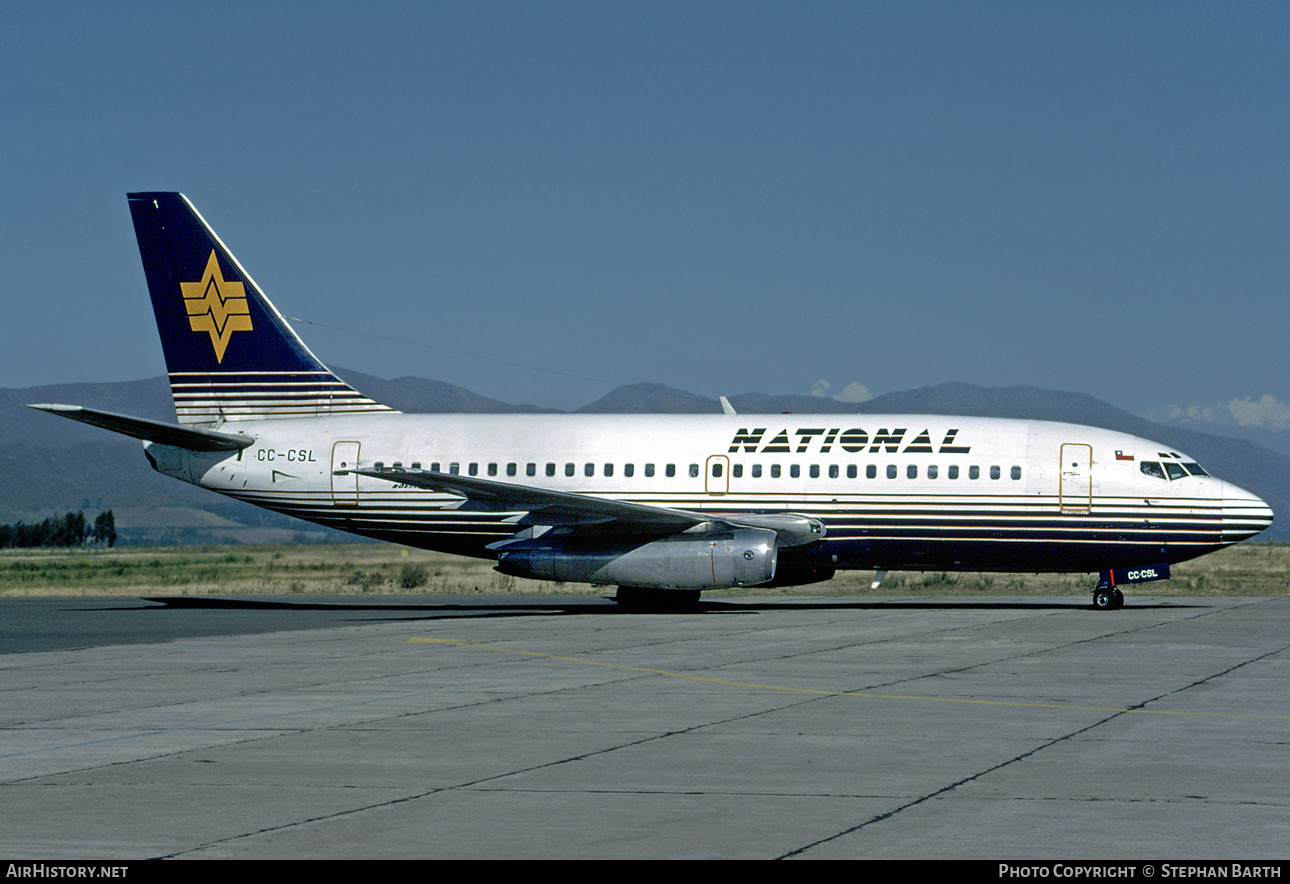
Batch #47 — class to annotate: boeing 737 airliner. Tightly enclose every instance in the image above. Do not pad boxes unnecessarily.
[31,193,1274,609]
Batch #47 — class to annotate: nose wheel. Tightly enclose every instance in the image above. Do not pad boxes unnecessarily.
[1092,586,1124,610]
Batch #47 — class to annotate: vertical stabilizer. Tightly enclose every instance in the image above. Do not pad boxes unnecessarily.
[127,192,396,425]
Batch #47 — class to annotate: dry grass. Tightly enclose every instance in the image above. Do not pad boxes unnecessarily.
[0,542,1285,598]
[0,545,556,597]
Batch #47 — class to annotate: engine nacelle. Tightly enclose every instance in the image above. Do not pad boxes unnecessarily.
[496,527,779,590]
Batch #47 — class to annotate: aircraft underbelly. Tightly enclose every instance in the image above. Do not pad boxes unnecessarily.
[215,473,1227,574]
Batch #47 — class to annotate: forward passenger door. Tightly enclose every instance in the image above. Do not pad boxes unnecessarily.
[1059,443,1092,511]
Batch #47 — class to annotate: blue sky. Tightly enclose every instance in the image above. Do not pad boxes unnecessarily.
[4,2,1288,423]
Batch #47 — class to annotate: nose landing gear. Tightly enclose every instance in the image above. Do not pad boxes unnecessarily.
[1092,583,1124,610]
[1092,564,1169,609]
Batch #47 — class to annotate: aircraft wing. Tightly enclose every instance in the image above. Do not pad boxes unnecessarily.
[27,404,255,451]
[351,467,702,532]
[351,467,824,547]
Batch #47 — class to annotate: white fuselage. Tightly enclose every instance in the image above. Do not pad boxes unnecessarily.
[145,412,1273,576]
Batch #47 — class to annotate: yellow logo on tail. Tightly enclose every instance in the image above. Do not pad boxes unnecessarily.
[180,251,253,362]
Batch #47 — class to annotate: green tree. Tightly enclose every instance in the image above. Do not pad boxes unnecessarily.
[92,510,117,547]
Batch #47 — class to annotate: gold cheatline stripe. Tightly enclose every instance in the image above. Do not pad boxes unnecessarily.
[404,638,1290,721]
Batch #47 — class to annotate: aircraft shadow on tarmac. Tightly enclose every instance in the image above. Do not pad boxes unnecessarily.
[1,596,1204,656]
[137,595,1204,620]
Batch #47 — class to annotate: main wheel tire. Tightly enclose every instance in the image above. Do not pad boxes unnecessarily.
[1093,588,1113,610]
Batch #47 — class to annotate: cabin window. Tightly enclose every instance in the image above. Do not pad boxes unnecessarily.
[1011,466,1022,480]
[449,462,460,475]
[689,464,700,478]
[645,463,655,477]
[711,463,722,478]
[565,463,575,477]
[468,463,479,476]
[430,462,440,472]
[505,463,516,476]
[666,464,676,477]
[810,465,820,479]
[752,464,762,478]
[546,463,556,477]
[847,465,857,479]
[948,465,959,479]
[928,465,938,479]
[771,464,781,478]
[969,466,980,480]
[527,463,536,477]
[624,463,634,477]
[886,464,897,479]
[411,462,421,470]
[487,463,498,476]
[790,465,800,478]
[584,463,594,477]
[990,465,1000,480]
[732,464,742,478]
[866,464,877,479]
[829,464,839,479]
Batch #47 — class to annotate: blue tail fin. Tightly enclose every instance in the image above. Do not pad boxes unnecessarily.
[127,192,395,425]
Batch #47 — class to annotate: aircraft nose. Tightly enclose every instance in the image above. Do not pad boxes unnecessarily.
[1221,482,1274,542]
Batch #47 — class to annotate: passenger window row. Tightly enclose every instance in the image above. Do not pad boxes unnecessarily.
[369,460,1023,481]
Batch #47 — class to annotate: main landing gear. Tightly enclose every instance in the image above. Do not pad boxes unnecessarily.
[1092,583,1125,610]
[614,586,702,613]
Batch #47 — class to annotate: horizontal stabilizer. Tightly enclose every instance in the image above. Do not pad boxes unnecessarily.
[27,404,254,451]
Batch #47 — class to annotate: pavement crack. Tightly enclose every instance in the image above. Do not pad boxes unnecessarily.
[779,599,1290,859]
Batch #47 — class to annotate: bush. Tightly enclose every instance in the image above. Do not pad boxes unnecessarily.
[399,564,428,589]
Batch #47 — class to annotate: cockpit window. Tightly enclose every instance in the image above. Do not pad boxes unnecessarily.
[1141,461,1166,480]
[1142,460,1208,480]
